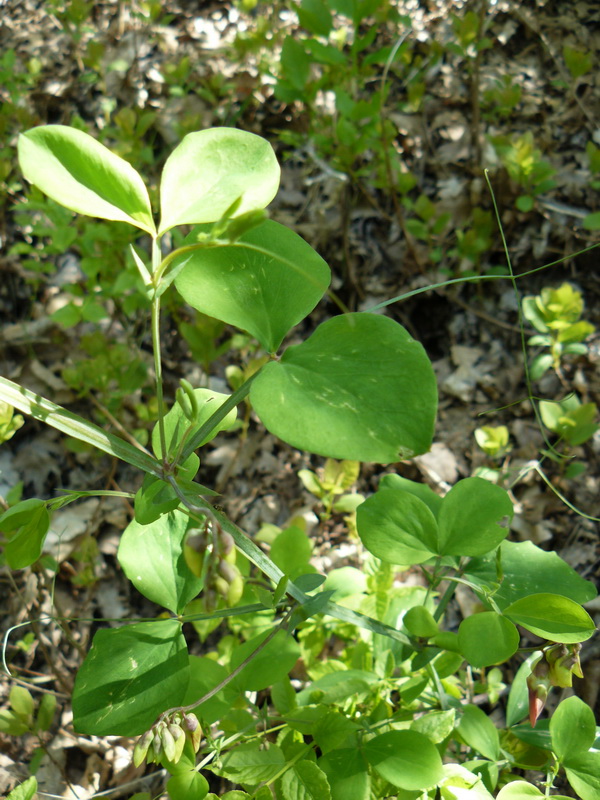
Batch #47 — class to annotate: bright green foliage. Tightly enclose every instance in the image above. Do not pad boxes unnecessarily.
[490,131,557,211]
[458,612,520,667]
[357,476,513,565]
[0,498,51,569]
[6,777,38,800]
[72,619,189,736]
[550,696,596,762]
[118,511,204,614]
[299,458,363,521]
[503,593,595,643]
[158,127,280,234]
[174,220,331,352]
[0,402,24,443]
[523,283,595,380]
[362,729,444,790]
[474,425,510,458]
[3,122,598,800]
[18,125,156,234]
[539,395,598,448]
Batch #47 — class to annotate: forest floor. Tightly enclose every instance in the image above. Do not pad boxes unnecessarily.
[1,0,599,797]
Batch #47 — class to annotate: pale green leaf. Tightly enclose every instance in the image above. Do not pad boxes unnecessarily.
[159,128,280,233]
[18,125,155,234]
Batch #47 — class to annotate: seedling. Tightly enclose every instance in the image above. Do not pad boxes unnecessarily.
[523,283,595,381]
[298,457,364,522]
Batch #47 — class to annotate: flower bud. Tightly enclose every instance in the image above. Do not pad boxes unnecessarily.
[161,725,176,762]
[168,723,186,763]
[527,658,551,727]
[133,728,154,767]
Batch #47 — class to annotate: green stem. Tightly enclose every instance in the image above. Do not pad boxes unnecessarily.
[158,606,295,722]
[166,476,413,646]
[151,236,168,464]
[433,562,466,623]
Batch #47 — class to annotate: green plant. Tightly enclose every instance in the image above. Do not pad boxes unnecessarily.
[522,283,595,381]
[298,457,364,522]
[1,125,598,800]
[489,131,557,212]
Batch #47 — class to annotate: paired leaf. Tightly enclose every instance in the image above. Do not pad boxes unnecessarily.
[174,221,330,352]
[281,761,331,800]
[436,477,513,556]
[211,743,286,784]
[18,125,155,234]
[118,510,203,613]
[319,748,370,800]
[159,128,280,234]
[457,704,500,761]
[251,313,437,463]
[357,488,437,565]
[72,619,189,736]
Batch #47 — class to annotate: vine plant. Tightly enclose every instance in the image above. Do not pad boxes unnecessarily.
[1,126,598,800]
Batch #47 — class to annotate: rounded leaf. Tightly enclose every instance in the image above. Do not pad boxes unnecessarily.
[174,221,330,352]
[363,729,444,790]
[251,313,437,463]
[159,127,280,233]
[458,612,520,667]
[18,125,155,234]
[436,478,513,557]
[550,696,596,762]
[357,488,438,565]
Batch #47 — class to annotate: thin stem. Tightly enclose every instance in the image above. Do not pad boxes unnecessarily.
[433,561,466,623]
[158,606,295,722]
[151,236,168,464]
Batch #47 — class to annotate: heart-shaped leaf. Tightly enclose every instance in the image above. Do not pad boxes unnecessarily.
[174,221,330,352]
[18,125,155,234]
[159,128,280,233]
[250,313,437,462]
